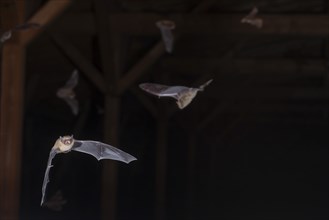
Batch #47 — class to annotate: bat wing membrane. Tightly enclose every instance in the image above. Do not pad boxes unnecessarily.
[64,98,79,115]
[41,148,58,206]
[72,140,137,163]
[64,69,79,89]
[139,83,188,98]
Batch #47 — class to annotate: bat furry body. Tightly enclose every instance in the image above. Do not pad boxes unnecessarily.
[139,79,213,109]
[41,135,137,206]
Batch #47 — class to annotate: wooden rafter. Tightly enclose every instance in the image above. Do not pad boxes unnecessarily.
[50,33,106,93]
[19,0,71,45]
[54,13,329,36]
[116,0,217,94]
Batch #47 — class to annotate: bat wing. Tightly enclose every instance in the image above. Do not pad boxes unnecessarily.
[63,69,79,89]
[139,83,188,98]
[63,98,79,115]
[72,140,137,163]
[41,148,58,206]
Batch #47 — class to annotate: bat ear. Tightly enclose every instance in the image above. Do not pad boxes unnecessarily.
[70,134,74,138]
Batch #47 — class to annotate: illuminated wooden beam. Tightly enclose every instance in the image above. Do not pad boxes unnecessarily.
[19,0,71,45]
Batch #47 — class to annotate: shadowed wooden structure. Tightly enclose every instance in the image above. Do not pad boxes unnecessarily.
[1,0,328,220]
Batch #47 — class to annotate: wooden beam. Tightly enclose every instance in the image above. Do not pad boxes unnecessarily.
[93,0,121,220]
[0,1,25,219]
[117,0,216,94]
[155,112,168,220]
[0,44,26,220]
[160,59,327,77]
[53,13,329,36]
[50,33,106,93]
[19,0,71,46]
[109,14,329,36]
[117,42,164,94]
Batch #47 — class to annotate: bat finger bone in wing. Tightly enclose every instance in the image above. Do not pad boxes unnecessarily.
[41,135,137,206]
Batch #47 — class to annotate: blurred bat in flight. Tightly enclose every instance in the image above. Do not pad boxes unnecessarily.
[43,190,67,211]
[156,20,176,53]
[56,69,79,115]
[241,7,263,28]
[41,135,137,206]
[139,79,213,109]
[0,22,41,43]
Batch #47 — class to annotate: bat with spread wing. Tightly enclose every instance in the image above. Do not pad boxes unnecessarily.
[56,69,79,115]
[241,7,263,29]
[139,79,213,109]
[41,135,137,206]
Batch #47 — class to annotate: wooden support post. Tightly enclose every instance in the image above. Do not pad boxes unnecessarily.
[0,1,25,219]
[155,112,168,220]
[102,96,120,220]
[0,44,26,220]
[93,0,121,220]
[186,134,197,220]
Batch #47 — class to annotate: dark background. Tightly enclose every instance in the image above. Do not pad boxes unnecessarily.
[3,0,327,219]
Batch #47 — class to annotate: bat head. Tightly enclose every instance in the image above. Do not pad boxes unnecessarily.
[59,135,73,145]
[57,135,74,152]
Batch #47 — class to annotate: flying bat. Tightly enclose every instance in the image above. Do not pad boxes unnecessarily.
[241,7,263,29]
[139,79,213,109]
[41,135,137,206]
[56,69,79,115]
[156,20,176,53]
[0,22,40,43]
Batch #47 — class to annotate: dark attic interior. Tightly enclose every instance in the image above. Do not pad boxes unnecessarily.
[1,0,328,220]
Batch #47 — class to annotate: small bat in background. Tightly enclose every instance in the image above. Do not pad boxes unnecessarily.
[43,190,67,211]
[241,7,263,29]
[41,135,137,206]
[56,69,79,115]
[0,22,41,43]
[156,20,176,53]
[139,79,213,109]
